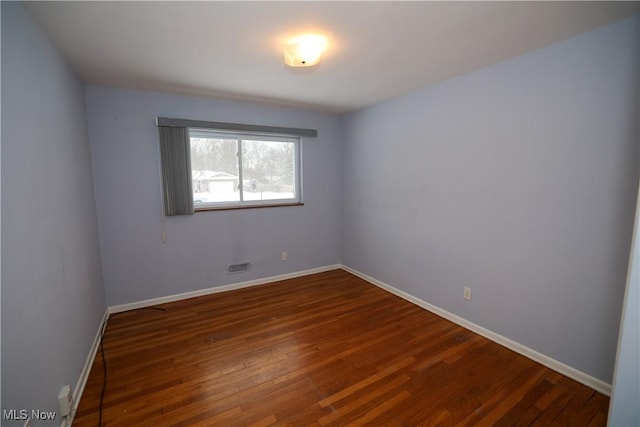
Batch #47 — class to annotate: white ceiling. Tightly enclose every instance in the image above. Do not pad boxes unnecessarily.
[26,1,640,114]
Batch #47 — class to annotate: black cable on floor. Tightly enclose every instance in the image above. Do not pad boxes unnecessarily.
[97,307,167,427]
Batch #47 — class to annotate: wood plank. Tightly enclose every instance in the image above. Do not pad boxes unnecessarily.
[73,269,609,426]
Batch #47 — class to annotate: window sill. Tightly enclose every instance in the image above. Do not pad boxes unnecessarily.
[195,202,304,212]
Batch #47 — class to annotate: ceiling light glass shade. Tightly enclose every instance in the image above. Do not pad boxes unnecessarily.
[283,35,326,67]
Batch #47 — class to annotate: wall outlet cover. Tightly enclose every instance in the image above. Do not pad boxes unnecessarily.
[58,384,72,417]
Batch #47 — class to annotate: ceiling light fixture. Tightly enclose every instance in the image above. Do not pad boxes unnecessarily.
[283,35,327,67]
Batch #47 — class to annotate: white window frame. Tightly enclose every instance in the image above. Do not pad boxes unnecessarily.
[189,128,303,211]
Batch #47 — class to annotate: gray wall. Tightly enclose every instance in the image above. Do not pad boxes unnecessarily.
[608,185,639,426]
[84,86,342,306]
[1,2,106,424]
[341,16,640,382]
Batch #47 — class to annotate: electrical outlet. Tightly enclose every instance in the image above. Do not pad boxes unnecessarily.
[58,385,72,417]
[464,287,472,300]
[281,252,288,261]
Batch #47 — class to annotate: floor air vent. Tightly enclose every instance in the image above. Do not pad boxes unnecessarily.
[228,262,251,273]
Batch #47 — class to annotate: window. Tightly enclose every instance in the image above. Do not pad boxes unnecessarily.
[157,117,315,216]
[189,129,301,210]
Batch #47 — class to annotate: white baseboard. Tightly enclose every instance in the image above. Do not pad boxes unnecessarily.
[109,264,342,314]
[340,264,612,396]
[64,307,110,427]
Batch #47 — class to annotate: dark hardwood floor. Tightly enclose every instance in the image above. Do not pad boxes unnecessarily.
[74,269,609,426]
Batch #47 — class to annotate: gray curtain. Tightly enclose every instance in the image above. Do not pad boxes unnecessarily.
[158,126,194,216]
